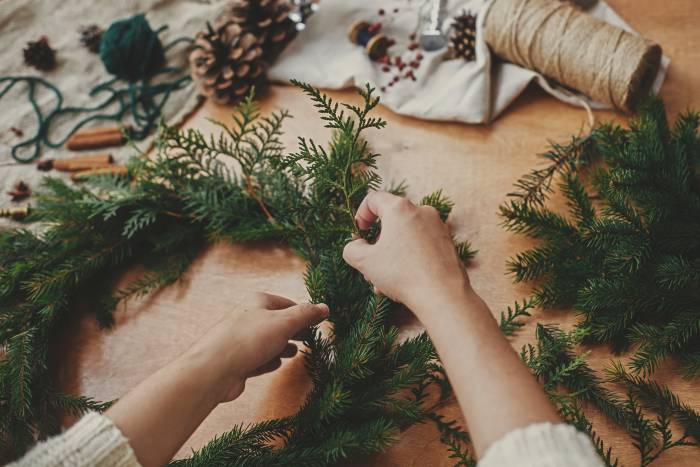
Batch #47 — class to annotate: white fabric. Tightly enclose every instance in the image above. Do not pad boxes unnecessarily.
[10,413,603,466]
[479,422,605,467]
[9,412,141,467]
[269,0,669,123]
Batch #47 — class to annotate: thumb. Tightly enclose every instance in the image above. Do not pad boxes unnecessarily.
[284,303,329,335]
[343,238,371,271]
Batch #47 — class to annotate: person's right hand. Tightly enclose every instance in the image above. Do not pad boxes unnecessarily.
[343,191,471,314]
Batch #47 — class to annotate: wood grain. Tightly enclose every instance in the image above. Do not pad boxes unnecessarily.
[53,1,700,465]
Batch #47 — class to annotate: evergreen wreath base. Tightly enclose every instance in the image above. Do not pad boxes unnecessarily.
[0,84,698,466]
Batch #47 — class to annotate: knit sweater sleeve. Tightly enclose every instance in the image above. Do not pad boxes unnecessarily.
[478,422,604,467]
[9,416,600,467]
[9,412,140,467]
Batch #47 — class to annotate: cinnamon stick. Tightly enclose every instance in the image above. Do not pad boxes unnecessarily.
[71,166,128,181]
[53,153,114,172]
[66,127,125,150]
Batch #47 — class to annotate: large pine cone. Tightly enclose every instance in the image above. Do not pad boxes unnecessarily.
[189,21,266,105]
[226,0,296,60]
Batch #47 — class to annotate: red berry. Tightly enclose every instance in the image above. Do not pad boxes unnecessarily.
[398,63,405,71]
[380,86,387,92]
[388,81,394,87]
[393,76,400,82]
[382,66,390,72]
[380,55,390,64]
[417,53,424,60]
[387,38,396,46]
[378,8,385,15]
[409,33,416,40]
[368,22,382,34]
[410,61,419,68]
[408,42,418,50]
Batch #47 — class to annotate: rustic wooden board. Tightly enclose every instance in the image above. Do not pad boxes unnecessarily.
[54,1,700,464]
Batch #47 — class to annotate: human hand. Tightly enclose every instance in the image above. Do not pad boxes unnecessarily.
[105,294,327,467]
[343,191,470,314]
[183,293,328,403]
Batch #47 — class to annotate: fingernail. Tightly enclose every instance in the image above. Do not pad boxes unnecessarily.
[315,303,329,317]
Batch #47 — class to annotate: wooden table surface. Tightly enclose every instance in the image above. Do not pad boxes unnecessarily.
[54,1,700,465]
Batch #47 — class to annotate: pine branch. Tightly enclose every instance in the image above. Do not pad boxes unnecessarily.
[507,133,597,207]
[606,361,700,443]
[421,189,455,221]
[550,393,620,467]
[502,96,700,376]
[498,298,536,337]
[427,413,476,467]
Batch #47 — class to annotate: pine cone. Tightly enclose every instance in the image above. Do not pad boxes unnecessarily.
[79,24,104,53]
[226,0,296,60]
[189,21,267,105]
[448,13,477,61]
[23,36,56,71]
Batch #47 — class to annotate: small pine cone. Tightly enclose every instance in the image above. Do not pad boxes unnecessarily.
[23,36,57,71]
[189,21,267,105]
[79,25,104,53]
[226,0,297,60]
[448,13,477,61]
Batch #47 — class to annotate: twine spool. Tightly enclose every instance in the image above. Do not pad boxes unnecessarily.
[483,0,662,112]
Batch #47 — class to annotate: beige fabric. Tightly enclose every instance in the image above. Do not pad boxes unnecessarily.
[9,412,141,467]
[0,0,226,224]
[268,0,668,123]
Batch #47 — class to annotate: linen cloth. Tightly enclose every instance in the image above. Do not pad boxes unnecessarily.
[269,0,669,123]
[10,412,603,466]
[0,0,227,223]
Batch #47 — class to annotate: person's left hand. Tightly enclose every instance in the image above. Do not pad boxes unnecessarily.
[184,293,329,402]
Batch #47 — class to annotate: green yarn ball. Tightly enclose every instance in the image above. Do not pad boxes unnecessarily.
[99,13,165,82]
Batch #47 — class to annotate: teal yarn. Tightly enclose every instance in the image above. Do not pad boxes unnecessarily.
[100,14,165,82]
[1,14,193,163]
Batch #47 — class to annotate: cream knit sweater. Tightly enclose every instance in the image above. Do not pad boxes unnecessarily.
[10,412,603,466]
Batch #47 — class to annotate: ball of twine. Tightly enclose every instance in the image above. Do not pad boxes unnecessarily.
[483,0,662,113]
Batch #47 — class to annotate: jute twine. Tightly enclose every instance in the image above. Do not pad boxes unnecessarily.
[483,0,662,113]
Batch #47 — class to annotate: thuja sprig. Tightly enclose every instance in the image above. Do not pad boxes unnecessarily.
[286,80,386,234]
